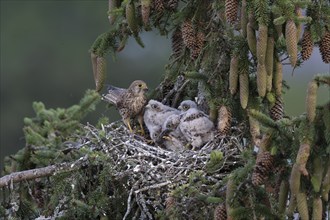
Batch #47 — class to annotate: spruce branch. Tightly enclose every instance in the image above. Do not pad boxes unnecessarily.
[0,158,86,188]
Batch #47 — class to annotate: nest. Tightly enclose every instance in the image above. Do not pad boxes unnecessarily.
[82,121,247,219]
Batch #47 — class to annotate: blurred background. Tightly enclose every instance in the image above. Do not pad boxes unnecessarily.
[1,1,329,171]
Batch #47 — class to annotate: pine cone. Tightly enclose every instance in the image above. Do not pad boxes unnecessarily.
[240,0,247,38]
[285,20,298,67]
[247,22,257,56]
[141,0,152,27]
[191,31,205,60]
[214,203,227,220]
[257,24,268,64]
[126,1,138,35]
[274,60,283,96]
[249,116,260,146]
[265,37,274,92]
[108,0,118,25]
[295,7,303,41]
[239,71,249,109]
[270,96,284,121]
[257,63,267,98]
[312,197,322,220]
[166,0,179,11]
[229,55,239,95]
[95,56,106,92]
[225,0,238,24]
[252,151,274,186]
[301,28,313,61]
[296,192,309,220]
[181,20,196,51]
[320,30,330,63]
[306,80,318,123]
[165,196,176,215]
[154,0,165,13]
[217,105,232,136]
[171,28,183,58]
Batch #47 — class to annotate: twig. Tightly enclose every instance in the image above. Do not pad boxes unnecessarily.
[123,181,140,220]
[134,180,171,194]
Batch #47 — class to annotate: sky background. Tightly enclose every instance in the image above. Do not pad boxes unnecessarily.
[1,1,329,171]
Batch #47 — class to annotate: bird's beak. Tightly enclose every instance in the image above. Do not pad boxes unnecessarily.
[143,86,149,92]
[162,135,172,141]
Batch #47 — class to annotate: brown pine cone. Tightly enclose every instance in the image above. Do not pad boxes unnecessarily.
[181,19,196,51]
[301,28,314,61]
[171,28,184,58]
[190,31,205,60]
[270,96,284,121]
[214,203,227,220]
[225,0,238,24]
[154,0,165,14]
[217,105,232,136]
[320,30,330,63]
[252,151,274,186]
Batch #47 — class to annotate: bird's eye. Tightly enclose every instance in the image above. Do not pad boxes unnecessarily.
[151,104,157,109]
[184,105,189,110]
[138,84,142,88]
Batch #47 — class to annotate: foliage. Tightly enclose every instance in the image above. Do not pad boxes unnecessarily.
[1,0,330,219]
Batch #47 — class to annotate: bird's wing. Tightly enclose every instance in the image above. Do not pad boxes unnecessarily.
[102,84,127,104]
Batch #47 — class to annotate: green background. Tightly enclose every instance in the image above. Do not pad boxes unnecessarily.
[1,1,329,171]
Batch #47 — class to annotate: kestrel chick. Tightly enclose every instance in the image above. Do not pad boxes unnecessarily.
[179,108,215,149]
[143,100,180,137]
[158,114,185,151]
[102,80,148,134]
[178,100,198,112]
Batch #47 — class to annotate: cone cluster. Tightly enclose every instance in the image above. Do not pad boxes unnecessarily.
[214,203,227,220]
[252,151,274,186]
[171,28,183,58]
[217,106,232,136]
[301,29,314,61]
[270,96,284,121]
[225,0,238,24]
[320,30,330,63]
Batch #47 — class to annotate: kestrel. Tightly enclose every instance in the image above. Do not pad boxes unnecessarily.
[179,107,215,149]
[102,80,148,134]
[178,100,198,112]
[143,99,180,137]
[158,114,185,151]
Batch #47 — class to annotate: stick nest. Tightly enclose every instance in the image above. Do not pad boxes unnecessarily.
[82,120,247,219]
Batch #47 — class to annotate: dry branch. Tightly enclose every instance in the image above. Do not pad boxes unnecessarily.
[0,158,85,188]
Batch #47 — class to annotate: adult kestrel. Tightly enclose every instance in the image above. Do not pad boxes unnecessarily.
[102,80,148,134]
